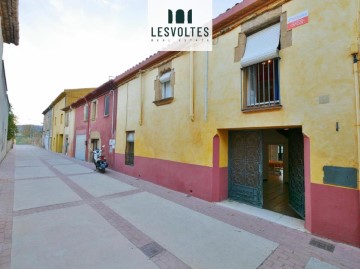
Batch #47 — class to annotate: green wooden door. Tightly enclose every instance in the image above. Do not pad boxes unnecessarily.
[228,131,263,207]
[288,129,305,219]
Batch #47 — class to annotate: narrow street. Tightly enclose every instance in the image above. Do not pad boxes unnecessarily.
[0,145,359,269]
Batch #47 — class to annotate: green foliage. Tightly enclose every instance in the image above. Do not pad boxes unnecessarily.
[7,105,17,140]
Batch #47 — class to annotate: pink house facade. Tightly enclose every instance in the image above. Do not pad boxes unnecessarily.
[70,80,118,168]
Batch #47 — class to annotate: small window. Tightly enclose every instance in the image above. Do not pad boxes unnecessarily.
[84,104,89,122]
[91,101,97,121]
[65,112,70,127]
[125,131,134,166]
[104,95,110,116]
[60,113,63,124]
[160,71,172,99]
[154,69,175,106]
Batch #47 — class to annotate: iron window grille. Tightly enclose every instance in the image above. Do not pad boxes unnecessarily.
[243,58,280,108]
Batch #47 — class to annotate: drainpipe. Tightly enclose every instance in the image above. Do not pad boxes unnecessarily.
[109,89,115,138]
[350,45,360,193]
[139,71,143,126]
[70,105,74,156]
[352,53,360,217]
[351,1,360,207]
[356,0,360,207]
[190,51,195,121]
[204,51,209,122]
[125,83,129,130]
[85,97,90,161]
[353,53,360,193]
[108,88,116,166]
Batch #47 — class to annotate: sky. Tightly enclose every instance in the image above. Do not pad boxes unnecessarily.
[3,0,242,125]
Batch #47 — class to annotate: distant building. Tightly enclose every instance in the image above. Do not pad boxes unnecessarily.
[42,88,94,153]
[61,106,75,156]
[42,106,52,150]
[0,0,19,163]
[69,80,117,167]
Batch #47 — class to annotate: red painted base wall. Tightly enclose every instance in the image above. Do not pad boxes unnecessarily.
[113,153,228,202]
[310,183,360,247]
[112,153,360,247]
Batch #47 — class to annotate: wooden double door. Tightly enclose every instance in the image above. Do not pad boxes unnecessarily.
[228,129,305,219]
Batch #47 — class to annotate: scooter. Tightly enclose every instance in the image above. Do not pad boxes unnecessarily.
[92,145,108,173]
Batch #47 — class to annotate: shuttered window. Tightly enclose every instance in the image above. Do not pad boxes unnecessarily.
[160,71,172,99]
[242,24,281,110]
[241,23,280,68]
[154,69,175,106]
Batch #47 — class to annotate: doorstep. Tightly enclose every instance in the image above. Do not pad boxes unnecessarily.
[217,199,306,232]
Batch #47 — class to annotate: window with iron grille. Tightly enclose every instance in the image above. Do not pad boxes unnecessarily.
[125,131,134,166]
[241,23,282,110]
[245,58,280,106]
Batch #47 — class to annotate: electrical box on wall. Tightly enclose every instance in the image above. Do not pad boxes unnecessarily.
[323,166,358,188]
[109,139,116,148]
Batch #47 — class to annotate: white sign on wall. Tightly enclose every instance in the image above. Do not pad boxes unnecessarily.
[287,10,309,30]
[109,139,116,147]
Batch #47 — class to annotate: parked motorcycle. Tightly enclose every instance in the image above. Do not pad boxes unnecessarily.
[92,145,108,173]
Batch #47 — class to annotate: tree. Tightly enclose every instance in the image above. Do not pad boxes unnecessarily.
[7,105,17,140]
[21,125,31,137]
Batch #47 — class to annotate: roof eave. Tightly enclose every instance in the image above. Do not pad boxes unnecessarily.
[70,78,122,109]
[112,0,289,87]
[213,0,290,36]
[0,0,20,45]
[113,51,178,86]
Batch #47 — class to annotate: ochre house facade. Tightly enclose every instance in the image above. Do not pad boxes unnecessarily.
[42,88,94,153]
[107,0,360,247]
[61,0,360,247]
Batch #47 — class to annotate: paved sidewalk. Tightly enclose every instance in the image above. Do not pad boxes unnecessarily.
[0,146,359,269]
